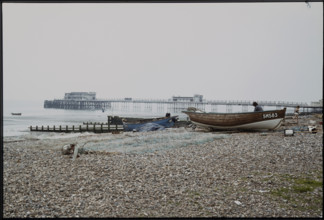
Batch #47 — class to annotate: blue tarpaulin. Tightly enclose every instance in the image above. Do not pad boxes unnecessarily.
[135,123,166,132]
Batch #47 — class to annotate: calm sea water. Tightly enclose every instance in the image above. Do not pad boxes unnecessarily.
[3,100,232,154]
[2,100,173,137]
[3,100,287,138]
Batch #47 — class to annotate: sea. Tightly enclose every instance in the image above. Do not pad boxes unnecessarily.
[2,100,232,153]
[2,99,288,139]
[4,100,291,153]
[2,100,186,138]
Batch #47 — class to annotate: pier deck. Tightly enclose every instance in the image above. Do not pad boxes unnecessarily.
[44,98,322,113]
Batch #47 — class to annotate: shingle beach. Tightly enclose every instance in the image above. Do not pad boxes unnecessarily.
[3,115,323,218]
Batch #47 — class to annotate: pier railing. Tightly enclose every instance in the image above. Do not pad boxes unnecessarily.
[44,98,321,111]
[95,98,311,107]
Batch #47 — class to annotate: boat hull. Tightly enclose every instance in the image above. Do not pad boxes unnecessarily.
[183,108,286,131]
[192,118,284,131]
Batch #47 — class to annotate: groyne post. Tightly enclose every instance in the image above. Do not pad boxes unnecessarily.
[108,116,111,131]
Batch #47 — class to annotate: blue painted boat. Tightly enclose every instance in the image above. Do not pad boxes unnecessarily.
[123,116,178,132]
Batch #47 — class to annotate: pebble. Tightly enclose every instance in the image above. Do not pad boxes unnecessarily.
[234,201,242,205]
[3,116,323,218]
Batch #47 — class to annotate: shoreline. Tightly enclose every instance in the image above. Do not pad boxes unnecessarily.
[3,115,323,218]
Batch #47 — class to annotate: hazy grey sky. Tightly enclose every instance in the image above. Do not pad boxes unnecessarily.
[3,2,323,103]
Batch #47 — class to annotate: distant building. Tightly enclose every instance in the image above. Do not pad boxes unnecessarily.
[64,92,96,101]
[311,99,323,107]
[193,94,203,102]
[172,94,203,102]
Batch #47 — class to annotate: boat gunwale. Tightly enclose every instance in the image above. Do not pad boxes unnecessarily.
[182,108,286,116]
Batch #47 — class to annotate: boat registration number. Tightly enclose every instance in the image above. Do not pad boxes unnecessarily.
[263,113,278,119]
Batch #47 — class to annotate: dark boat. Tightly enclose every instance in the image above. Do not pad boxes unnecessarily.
[11,113,22,116]
[122,115,178,132]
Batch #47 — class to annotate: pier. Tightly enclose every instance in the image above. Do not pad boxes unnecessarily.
[44,98,323,114]
[44,100,111,110]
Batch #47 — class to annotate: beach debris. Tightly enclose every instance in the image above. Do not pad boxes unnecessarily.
[61,144,76,155]
[291,126,309,132]
[72,145,79,161]
[314,114,322,118]
[284,130,294,136]
[188,124,197,130]
[308,126,317,134]
[309,120,316,125]
[62,144,83,159]
[291,125,317,134]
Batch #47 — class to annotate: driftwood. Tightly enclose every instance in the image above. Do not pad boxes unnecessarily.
[72,146,79,161]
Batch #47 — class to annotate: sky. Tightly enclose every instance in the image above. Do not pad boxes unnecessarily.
[2,2,323,104]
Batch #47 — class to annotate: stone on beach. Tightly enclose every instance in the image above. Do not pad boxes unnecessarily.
[3,115,323,218]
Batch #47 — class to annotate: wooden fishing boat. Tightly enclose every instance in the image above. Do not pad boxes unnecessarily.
[123,116,178,132]
[11,113,22,116]
[182,108,286,131]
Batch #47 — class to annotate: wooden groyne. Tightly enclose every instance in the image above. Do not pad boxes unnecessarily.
[29,124,124,133]
[30,116,124,133]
